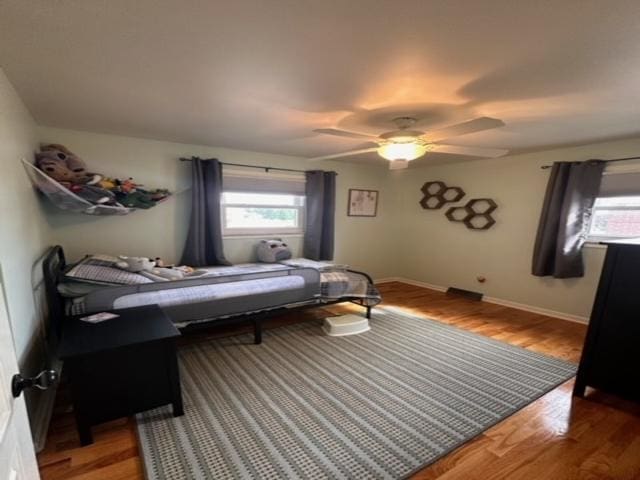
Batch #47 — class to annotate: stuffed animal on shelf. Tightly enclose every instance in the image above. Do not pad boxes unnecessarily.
[68,184,118,206]
[35,144,120,206]
[97,177,117,190]
[35,144,96,185]
[147,188,171,202]
[33,143,173,212]
[115,177,140,194]
[115,190,156,209]
[256,238,292,263]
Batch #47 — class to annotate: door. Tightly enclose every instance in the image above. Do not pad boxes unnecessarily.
[0,270,40,479]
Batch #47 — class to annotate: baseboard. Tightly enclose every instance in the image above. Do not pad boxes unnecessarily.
[483,296,589,324]
[379,277,448,293]
[382,277,589,324]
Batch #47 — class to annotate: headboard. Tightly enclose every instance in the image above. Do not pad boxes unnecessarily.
[42,246,67,341]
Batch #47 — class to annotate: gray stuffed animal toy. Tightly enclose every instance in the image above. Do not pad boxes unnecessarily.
[256,239,292,263]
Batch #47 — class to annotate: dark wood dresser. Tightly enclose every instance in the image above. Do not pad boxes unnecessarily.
[574,240,640,402]
[59,305,183,445]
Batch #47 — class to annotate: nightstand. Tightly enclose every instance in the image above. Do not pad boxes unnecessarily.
[59,305,183,445]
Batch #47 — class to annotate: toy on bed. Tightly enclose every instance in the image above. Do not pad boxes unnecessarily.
[116,255,203,281]
[256,239,292,263]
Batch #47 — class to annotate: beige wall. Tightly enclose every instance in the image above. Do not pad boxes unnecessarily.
[35,128,640,321]
[0,69,52,359]
[392,137,640,321]
[38,127,397,280]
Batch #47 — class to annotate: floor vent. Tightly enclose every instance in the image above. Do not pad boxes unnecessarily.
[446,287,483,301]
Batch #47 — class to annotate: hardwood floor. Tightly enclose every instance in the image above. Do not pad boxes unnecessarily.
[38,282,640,479]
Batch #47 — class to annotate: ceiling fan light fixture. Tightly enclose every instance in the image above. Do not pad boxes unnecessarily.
[377,140,430,161]
[388,159,409,170]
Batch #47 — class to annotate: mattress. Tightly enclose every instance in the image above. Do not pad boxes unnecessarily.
[69,268,321,324]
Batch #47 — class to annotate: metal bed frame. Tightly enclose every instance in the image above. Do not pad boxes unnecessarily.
[43,246,375,348]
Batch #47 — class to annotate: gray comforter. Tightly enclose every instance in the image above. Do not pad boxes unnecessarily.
[61,256,381,323]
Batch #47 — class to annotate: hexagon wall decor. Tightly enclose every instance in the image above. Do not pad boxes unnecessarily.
[443,198,498,229]
[464,213,496,230]
[466,198,497,215]
[420,181,466,210]
[459,198,498,230]
[442,186,465,203]
[445,206,472,222]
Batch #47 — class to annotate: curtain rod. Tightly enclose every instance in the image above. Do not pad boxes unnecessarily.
[540,156,640,169]
[179,158,324,175]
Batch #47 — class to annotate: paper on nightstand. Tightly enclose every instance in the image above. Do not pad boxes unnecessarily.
[80,312,120,323]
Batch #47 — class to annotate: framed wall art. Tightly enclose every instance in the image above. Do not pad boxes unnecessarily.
[348,189,379,217]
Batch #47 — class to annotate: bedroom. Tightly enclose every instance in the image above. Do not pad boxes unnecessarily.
[1,1,639,479]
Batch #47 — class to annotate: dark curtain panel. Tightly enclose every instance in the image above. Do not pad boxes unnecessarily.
[532,160,605,278]
[181,157,231,267]
[304,170,337,260]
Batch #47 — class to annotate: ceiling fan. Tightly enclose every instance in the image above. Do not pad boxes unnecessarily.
[310,116,509,169]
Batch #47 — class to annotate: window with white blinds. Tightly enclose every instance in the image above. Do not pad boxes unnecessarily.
[588,161,640,241]
[221,170,306,236]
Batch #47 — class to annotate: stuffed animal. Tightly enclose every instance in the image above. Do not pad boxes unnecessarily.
[115,178,140,194]
[35,144,119,206]
[116,255,191,281]
[147,188,171,202]
[69,184,119,206]
[97,177,117,190]
[115,190,156,209]
[150,267,185,281]
[35,145,96,185]
[256,238,292,263]
[116,255,156,273]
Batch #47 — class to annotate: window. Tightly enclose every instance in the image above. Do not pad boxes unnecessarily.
[221,192,305,235]
[587,196,640,241]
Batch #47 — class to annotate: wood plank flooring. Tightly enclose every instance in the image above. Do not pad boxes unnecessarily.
[38,282,640,479]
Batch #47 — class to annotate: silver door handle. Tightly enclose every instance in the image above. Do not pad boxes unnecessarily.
[12,370,59,398]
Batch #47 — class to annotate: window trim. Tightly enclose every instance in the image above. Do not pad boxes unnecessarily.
[221,191,305,237]
[585,196,640,242]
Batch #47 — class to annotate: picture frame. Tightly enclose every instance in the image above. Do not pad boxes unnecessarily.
[347,189,379,217]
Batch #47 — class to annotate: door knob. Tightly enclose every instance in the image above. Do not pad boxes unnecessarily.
[12,370,59,398]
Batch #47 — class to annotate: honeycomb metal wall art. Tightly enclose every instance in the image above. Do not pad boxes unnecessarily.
[419,181,466,210]
[445,198,497,230]
[420,180,498,229]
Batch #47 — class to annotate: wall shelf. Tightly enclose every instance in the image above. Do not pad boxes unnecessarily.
[23,160,138,216]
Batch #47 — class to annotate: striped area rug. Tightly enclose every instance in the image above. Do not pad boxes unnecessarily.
[136,307,576,479]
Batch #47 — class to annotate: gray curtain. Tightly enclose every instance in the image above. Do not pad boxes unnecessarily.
[304,170,337,260]
[532,160,605,278]
[181,157,231,266]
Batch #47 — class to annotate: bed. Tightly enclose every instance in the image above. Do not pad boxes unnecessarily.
[43,246,381,345]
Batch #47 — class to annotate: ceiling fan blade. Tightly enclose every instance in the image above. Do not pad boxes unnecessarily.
[307,147,380,162]
[425,117,505,143]
[313,128,379,140]
[430,144,509,158]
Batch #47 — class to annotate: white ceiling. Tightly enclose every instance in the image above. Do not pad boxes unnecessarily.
[2,0,640,166]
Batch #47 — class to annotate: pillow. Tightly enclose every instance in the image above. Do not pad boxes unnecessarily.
[279,258,347,272]
[64,254,153,286]
[256,239,292,263]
